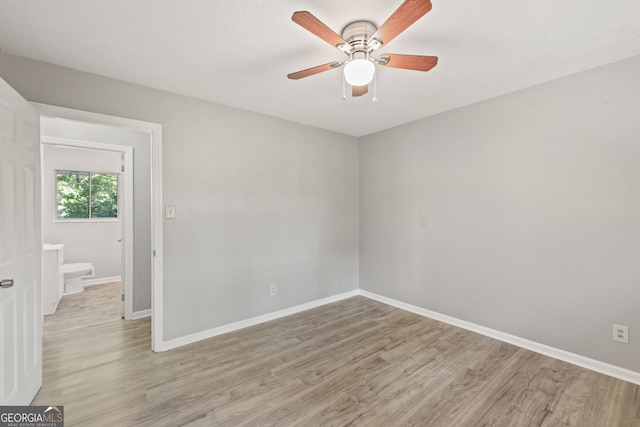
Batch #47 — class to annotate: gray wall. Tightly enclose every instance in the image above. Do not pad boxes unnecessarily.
[4,54,360,341]
[360,55,640,372]
[8,50,637,373]
[42,145,122,279]
[41,119,152,312]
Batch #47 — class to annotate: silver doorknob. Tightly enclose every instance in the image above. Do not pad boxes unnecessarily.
[1,278,14,288]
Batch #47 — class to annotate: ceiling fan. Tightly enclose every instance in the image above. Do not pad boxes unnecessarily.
[287,0,438,98]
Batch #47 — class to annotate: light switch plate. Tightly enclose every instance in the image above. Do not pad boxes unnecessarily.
[165,205,176,220]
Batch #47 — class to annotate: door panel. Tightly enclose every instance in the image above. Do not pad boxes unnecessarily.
[23,280,38,375]
[0,159,16,265]
[0,77,42,405]
[1,293,18,402]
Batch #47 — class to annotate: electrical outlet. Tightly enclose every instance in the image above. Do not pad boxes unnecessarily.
[420,214,427,225]
[270,284,277,297]
[613,324,629,344]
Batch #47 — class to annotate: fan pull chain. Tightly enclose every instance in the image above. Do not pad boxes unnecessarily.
[342,72,347,100]
[372,73,378,102]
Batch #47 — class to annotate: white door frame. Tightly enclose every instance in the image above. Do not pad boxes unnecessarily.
[41,136,134,318]
[33,103,164,352]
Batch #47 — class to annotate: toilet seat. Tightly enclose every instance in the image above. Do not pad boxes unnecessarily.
[62,263,94,275]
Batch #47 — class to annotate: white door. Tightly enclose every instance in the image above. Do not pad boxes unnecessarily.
[0,78,42,404]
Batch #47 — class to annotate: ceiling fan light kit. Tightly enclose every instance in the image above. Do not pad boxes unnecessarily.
[344,55,376,86]
[288,0,438,100]
[342,21,378,86]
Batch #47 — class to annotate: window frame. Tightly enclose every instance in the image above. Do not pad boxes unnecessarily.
[54,169,120,222]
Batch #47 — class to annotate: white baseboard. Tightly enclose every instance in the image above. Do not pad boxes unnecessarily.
[131,309,151,320]
[159,289,360,352]
[359,290,640,386]
[83,276,121,287]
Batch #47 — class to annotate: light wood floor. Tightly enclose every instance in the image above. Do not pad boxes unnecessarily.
[34,285,639,426]
[43,282,122,332]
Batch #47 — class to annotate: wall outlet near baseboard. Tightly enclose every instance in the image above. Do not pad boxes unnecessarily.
[270,284,277,297]
[613,324,629,344]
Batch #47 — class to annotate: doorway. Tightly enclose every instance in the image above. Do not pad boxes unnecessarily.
[41,140,132,318]
[34,103,163,351]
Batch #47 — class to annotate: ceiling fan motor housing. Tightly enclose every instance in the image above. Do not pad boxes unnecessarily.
[341,21,381,54]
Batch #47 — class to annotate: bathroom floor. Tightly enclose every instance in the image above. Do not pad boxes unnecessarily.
[44,282,122,332]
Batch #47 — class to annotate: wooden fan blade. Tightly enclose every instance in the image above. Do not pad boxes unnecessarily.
[287,61,342,80]
[352,85,369,97]
[372,0,432,46]
[378,54,438,71]
[292,11,347,48]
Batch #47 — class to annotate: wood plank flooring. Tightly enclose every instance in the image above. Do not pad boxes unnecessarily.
[34,285,640,426]
[43,282,122,332]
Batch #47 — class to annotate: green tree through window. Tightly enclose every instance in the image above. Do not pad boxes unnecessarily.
[56,170,118,219]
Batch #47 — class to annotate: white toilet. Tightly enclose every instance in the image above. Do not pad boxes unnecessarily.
[61,263,95,295]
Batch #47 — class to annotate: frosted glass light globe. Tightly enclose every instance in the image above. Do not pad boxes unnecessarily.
[344,58,375,86]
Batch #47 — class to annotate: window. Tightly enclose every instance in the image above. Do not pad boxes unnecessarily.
[56,170,119,219]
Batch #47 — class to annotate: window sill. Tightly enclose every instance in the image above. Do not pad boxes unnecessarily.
[53,218,120,223]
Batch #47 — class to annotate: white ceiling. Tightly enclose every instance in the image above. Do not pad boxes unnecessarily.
[1,0,639,137]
